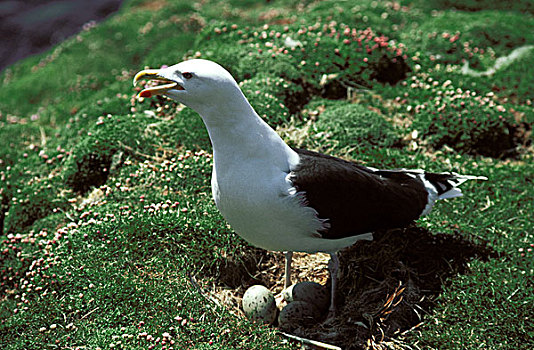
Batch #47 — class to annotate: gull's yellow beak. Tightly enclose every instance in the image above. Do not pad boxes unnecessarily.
[133,69,183,98]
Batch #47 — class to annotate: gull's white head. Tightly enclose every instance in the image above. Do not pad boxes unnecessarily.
[133,59,244,115]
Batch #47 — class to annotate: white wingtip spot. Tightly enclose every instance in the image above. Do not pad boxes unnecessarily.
[438,188,463,200]
[419,175,438,216]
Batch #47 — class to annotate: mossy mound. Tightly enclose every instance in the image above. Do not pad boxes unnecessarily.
[4,177,70,233]
[402,10,534,72]
[198,20,411,94]
[314,103,401,152]
[402,74,532,158]
[62,113,166,194]
[412,0,534,13]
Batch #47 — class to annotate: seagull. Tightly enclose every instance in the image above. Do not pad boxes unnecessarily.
[133,59,487,315]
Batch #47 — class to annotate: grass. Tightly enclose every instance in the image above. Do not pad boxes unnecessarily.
[1,0,533,349]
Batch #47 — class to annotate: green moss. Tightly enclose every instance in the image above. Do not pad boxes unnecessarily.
[4,177,70,233]
[240,74,306,124]
[314,103,400,152]
[451,48,534,104]
[409,0,534,13]
[160,107,212,151]
[393,73,532,158]
[62,113,164,194]
[198,19,411,96]
[402,10,534,67]
[0,124,42,170]
[0,2,198,119]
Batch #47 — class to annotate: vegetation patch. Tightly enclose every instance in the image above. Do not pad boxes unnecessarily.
[403,11,534,66]
[4,177,70,234]
[313,103,401,154]
[62,113,170,194]
[197,19,410,97]
[378,73,532,158]
[412,0,534,14]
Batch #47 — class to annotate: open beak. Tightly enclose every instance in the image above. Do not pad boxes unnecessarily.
[133,69,184,98]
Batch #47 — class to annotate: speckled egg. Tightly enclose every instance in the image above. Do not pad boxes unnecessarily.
[283,281,330,312]
[242,285,278,325]
[278,301,321,329]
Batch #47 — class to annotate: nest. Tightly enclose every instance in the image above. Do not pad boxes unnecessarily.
[212,225,495,349]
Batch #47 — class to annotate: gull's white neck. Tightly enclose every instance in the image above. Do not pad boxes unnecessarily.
[191,87,298,173]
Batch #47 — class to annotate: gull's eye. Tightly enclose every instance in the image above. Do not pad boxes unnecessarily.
[182,72,193,79]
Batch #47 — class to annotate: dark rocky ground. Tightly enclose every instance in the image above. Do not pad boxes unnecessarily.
[0,0,123,72]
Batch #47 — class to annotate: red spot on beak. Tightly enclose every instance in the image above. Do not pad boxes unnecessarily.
[139,90,152,98]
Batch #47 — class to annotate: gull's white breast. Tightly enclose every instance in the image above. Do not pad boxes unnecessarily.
[211,151,363,253]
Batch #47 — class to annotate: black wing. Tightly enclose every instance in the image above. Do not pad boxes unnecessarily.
[291,148,429,239]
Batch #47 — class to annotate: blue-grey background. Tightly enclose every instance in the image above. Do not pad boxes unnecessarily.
[0,0,124,71]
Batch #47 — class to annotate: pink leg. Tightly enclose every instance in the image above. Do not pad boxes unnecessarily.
[284,251,293,289]
[328,253,339,316]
